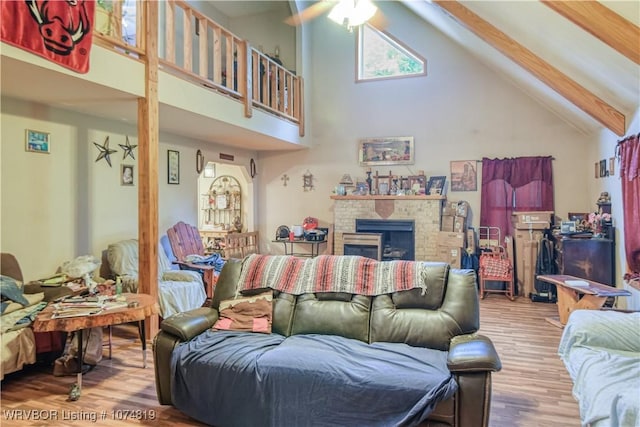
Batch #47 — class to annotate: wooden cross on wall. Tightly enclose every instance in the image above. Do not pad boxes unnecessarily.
[281,174,290,186]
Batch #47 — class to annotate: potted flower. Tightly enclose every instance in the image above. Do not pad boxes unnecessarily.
[587,212,612,237]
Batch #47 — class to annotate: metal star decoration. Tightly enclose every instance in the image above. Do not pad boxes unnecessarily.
[93,136,117,167]
[118,135,137,160]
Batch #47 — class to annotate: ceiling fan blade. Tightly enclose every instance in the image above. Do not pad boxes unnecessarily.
[284,1,334,26]
[368,9,388,31]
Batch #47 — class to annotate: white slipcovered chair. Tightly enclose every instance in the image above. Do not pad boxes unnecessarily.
[106,239,206,318]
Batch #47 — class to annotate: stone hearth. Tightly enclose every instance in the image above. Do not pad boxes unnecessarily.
[331,195,444,261]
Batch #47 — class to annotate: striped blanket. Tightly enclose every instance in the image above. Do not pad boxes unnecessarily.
[237,254,429,296]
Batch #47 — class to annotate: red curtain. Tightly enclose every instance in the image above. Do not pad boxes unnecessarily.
[480,156,554,237]
[619,134,640,275]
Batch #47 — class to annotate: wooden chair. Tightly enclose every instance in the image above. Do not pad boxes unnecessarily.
[223,231,259,259]
[479,246,515,300]
[167,222,217,299]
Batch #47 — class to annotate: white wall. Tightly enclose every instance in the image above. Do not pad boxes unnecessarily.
[258,1,593,255]
[591,108,639,299]
[0,97,257,280]
[227,5,296,72]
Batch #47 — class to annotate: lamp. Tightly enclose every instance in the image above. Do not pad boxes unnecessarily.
[328,0,377,31]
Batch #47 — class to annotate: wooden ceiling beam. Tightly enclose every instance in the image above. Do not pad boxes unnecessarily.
[433,0,626,136]
[541,0,640,66]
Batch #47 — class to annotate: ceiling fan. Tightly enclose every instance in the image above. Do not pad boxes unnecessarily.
[284,0,387,31]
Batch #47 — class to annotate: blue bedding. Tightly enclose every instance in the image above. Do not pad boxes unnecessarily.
[171,331,457,427]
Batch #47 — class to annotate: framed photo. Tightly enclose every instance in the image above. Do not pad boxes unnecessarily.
[408,175,426,195]
[560,221,577,234]
[358,136,414,166]
[426,176,447,195]
[168,150,180,184]
[25,129,50,153]
[599,159,607,177]
[121,164,134,186]
[450,160,477,191]
[594,162,599,179]
[609,157,615,176]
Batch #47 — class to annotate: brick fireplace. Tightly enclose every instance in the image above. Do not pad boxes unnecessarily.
[331,195,444,261]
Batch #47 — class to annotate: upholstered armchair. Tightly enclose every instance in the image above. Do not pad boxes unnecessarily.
[106,239,206,318]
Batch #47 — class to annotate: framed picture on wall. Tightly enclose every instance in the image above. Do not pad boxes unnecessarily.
[358,136,414,166]
[599,159,607,177]
[121,164,134,186]
[168,150,180,184]
[450,160,477,191]
[25,129,50,153]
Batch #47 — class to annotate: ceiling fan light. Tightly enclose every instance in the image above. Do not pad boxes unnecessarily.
[351,0,377,26]
[328,0,377,29]
[328,0,351,26]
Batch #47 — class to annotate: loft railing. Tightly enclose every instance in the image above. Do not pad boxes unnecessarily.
[93,0,145,57]
[91,0,303,132]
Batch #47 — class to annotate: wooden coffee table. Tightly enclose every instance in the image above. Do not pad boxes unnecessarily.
[33,293,159,395]
[536,274,631,327]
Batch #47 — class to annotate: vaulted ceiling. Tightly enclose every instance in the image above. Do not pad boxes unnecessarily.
[399,1,639,136]
[224,0,639,136]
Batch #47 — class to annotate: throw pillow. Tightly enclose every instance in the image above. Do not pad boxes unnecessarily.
[0,275,30,314]
[213,290,273,333]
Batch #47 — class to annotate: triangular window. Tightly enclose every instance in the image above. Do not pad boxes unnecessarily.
[357,24,426,82]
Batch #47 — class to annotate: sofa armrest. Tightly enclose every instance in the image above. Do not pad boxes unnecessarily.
[160,307,219,341]
[448,333,502,372]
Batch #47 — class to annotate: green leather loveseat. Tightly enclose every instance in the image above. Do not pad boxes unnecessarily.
[153,258,501,427]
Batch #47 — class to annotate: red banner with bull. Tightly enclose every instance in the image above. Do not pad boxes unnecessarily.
[1,0,95,74]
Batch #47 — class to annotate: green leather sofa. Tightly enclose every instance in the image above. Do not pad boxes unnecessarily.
[153,259,501,427]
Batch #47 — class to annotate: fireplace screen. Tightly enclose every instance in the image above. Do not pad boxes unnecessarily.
[343,233,382,260]
[355,219,415,261]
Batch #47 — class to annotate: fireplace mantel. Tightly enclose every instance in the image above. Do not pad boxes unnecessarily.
[330,195,445,201]
[332,196,443,261]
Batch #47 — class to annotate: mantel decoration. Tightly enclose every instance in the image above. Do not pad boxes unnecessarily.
[358,136,414,166]
[426,176,447,195]
[168,150,180,184]
[118,135,137,160]
[93,136,117,167]
[25,129,50,153]
[359,169,426,196]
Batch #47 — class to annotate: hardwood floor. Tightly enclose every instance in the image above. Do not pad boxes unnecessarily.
[479,296,580,427]
[1,297,580,426]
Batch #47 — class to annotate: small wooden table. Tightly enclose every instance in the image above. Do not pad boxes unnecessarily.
[272,239,327,257]
[33,293,158,395]
[536,274,631,327]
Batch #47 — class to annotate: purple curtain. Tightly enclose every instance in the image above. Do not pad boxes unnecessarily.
[618,134,640,276]
[480,156,554,237]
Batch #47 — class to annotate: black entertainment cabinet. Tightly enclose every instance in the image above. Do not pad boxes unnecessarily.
[556,231,615,286]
